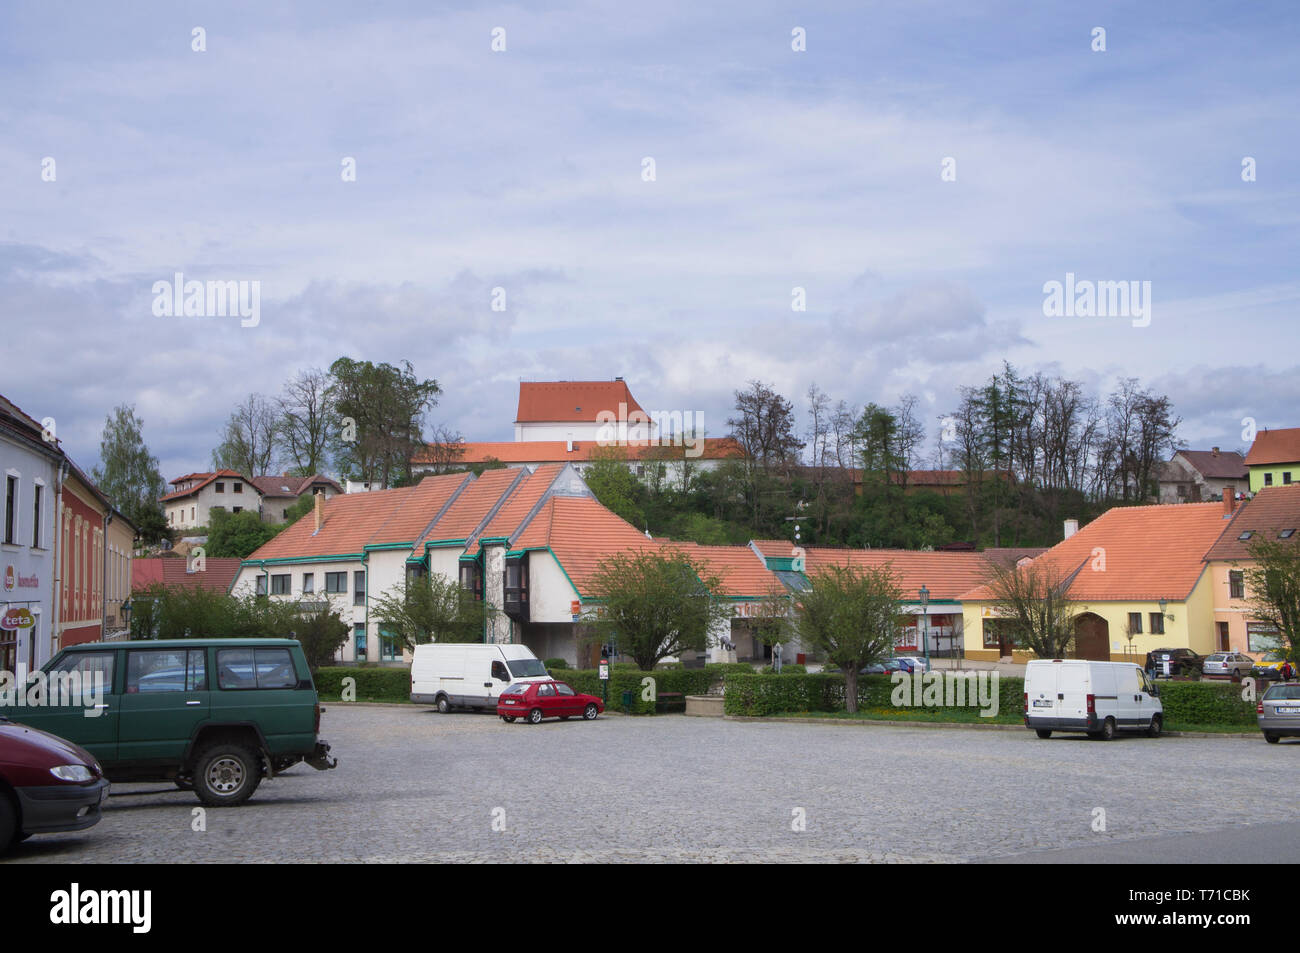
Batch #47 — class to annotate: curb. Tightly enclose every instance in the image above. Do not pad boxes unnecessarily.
[721,715,1260,738]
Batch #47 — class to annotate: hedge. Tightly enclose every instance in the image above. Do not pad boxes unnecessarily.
[552,663,749,713]
[544,658,569,670]
[315,666,410,702]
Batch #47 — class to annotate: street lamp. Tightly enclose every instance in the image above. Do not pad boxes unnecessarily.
[919,585,930,669]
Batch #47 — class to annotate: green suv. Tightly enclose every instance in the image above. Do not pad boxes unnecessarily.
[0,639,336,806]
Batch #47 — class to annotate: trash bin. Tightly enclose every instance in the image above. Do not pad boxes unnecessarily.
[621,691,633,709]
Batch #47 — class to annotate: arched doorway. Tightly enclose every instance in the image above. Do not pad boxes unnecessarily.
[1074,613,1111,661]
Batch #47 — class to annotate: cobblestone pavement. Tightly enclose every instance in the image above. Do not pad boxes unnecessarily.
[5,706,1297,863]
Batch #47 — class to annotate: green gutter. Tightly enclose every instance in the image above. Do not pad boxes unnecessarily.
[245,552,364,566]
[423,538,467,549]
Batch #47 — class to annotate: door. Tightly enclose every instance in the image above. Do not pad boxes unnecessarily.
[486,659,511,707]
[12,649,120,764]
[117,648,210,764]
[1115,665,1141,727]
[555,682,580,716]
[1217,622,1230,652]
[535,681,560,717]
[1058,663,1090,722]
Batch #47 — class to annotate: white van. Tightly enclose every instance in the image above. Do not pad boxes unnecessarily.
[1024,659,1163,740]
[410,643,550,713]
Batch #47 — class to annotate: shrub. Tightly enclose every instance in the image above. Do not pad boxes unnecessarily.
[314,666,410,702]
[760,663,808,675]
[1156,681,1256,726]
[550,664,740,713]
[544,658,569,670]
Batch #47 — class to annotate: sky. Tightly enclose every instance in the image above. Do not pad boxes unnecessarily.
[2,0,1298,481]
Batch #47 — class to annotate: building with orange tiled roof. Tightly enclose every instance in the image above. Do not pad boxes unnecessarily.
[160,470,257,530]
[1245,426,1300,493]
[1201,484,1300,657]
[957,503,1231,662]
[412,380,743,493]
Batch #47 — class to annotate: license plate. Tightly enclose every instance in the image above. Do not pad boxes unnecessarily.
[1275,706,1300,714]
[100,785,109,803]
[504,700,516,704]
[1032,699,1052,708]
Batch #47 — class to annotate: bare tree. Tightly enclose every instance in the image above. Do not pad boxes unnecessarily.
[213,393,279,476]
[277,368,337,476]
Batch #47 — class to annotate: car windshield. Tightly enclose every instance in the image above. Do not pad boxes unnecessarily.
[506,659,547,678]
[1264,685,1300,700]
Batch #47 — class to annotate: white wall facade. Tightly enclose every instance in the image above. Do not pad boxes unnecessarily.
[1,434,60,674]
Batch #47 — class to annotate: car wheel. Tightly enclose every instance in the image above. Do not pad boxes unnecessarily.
[583,703,599,720]
[1034,729,1052,739]
[527,708,543,725]
[436,696,451,714]
[193,743,262,807]
[1264,733,1280,744]
[0,793,17,850]
[1147,714,1162,738]
[502,716,516,723]
[1099,717,1116,741]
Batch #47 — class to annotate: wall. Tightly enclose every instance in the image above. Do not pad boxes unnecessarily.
[1,437,60,672]
[1250,466,1299,493]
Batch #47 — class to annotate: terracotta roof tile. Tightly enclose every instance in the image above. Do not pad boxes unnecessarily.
[513,496,658,594]
[415,468,522,547]
[132,556,244,593]
[1174,449,1248,480]
[1203,484,1300,561]
[160,470,250,503]
[960,503,1227,602]
[414,437,744,465]
[473,464,568,547]
[1245,428,1300,467]
[516,380,644,423]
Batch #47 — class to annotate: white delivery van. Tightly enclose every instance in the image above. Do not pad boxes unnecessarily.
[410,643,550,712]
[1024,659,1163,740]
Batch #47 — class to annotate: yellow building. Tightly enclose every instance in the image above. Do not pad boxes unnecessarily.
[960,503,1230,662]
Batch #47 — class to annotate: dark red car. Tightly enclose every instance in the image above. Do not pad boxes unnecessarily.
[0,715,110,853]
[497,680,603,724]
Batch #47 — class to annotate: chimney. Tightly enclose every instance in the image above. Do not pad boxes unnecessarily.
[1223,490,1236,518]
[1063,519,1079,540]
[1211,447,1219,457]
[313,491,324,534]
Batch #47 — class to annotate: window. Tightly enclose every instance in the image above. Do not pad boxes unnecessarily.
[283,509,290,520]
[126,649,206,693]
[354,624,367,661]
[354,570,366,606]
[537,683,556,696]
[459,560,483,600]
[302,573,314,594]
[4,475,16,544]
[232,506,242,514]
[325,572,346,593]
[1264,473,1274,486]
[1238,531,1253,541]
[216,647,297,690]
[271,574,291,595]
[491,660,509,682]
[215,481,225,493]
[32,483,41,547]
[1149,612,1165,636]
[1281,529,1296,540]
[1229,570,1245,599]
[191,506,195,521]
[1176,484,1187,499]
[1285,472,1294,485]
[556,683,575,696]
[233,482,243,493]
[1127,612,1142,634]
[255,575,268,596]
[379,629,400,661]
[49,651,116,696]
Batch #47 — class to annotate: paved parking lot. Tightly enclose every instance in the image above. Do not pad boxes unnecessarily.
[5,705,1297,863]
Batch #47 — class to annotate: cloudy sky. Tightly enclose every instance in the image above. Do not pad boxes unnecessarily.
[3,0,1298,480]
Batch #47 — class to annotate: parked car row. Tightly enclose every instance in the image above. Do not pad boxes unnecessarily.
[0,637,336,854]
[1144,647,1296,680]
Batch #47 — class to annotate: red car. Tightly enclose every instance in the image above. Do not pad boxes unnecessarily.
[0,715,110,853]
[497,680,604,724]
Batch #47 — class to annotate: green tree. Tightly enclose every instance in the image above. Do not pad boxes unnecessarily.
[289,606,351,669]
[793,563,904,713]
[584,548,733,670]
[1244,538,1300,661]
[92,404,170,544]
[369,574,488,650]
[583,446,644,527]
[207,507,283,558]
[327,357,441,488]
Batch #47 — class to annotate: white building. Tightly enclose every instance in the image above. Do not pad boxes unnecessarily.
[0,395,61,674]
